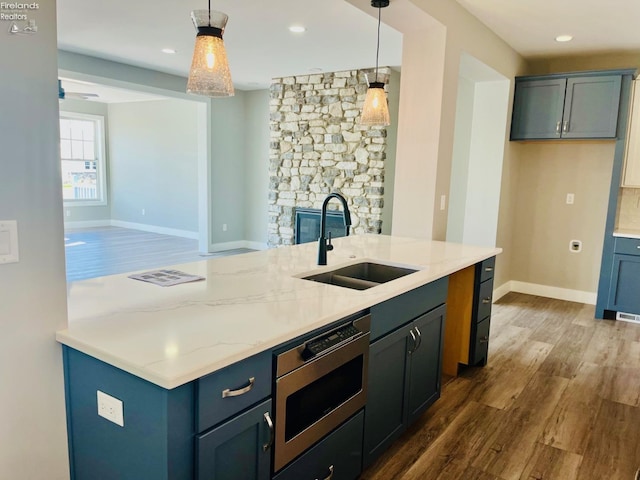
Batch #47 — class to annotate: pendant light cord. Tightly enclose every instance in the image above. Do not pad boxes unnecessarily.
[208,0,211,26]
[375,6,381,80]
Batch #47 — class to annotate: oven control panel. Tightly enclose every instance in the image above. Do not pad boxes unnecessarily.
[302,324,361,360]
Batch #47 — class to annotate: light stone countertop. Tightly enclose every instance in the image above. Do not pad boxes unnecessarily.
[56,235,501,389]
[614,228,640,239]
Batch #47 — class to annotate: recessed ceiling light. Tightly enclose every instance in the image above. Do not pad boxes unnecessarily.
[161,48,177,54]
[289,25,306,33]
[555,35,573,43]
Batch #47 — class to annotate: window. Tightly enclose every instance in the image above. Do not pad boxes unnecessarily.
[59,112,107,205]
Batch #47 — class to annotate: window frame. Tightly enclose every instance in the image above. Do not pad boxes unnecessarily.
[59,111,108,207]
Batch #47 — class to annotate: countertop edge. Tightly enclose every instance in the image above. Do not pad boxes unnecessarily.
[57,240,501,390]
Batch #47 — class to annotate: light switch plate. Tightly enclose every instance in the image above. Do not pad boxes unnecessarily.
[0,220,19,264]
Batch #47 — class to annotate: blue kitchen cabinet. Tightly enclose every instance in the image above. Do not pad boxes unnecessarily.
[609,254,640,314]
[363,279,447,468]
[63,347,273,480]
[608,243,640,315]
[510,78,567,139]
[406,305,446,425]
[197,399,273,480]
[511,71,623,140]
[272,411,364,480]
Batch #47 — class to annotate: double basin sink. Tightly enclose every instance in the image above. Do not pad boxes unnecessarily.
[300,261,418,290]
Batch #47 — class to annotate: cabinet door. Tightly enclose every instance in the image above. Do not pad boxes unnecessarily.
[608,254,640,315]
[197,399,272,480]
[623,80,640,187]
[406,305,446,425]
[562,75,621,138]
[510,78,566,140]
[363,323,412,468]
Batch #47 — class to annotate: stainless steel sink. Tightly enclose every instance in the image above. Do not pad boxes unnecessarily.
[301,262,418,290]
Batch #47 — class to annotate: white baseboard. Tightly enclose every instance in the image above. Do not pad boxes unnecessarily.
[245,241,268,251]
[64,220,111,229]
[208,240,267,253]
[110,220,198,240]
[509,280,597,305]
[492,282,511,302]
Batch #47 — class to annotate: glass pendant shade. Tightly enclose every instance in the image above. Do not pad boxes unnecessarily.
[360,73,390,126]
[187,10,234,97]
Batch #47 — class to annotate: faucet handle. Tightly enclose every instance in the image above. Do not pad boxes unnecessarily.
[326,231,334,251]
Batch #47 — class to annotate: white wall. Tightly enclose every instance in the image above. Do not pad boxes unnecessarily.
[0,2,70,478]
[244,90,270,247]
[447,76,474,242]
[108,99,200,234]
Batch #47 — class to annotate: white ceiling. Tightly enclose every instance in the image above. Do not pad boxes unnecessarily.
[455,0,640,58]
[56,0,640,101]
[56,0,404,91]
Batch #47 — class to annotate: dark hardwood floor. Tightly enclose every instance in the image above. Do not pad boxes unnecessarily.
[362,293,640,480]
[64,226,252,282]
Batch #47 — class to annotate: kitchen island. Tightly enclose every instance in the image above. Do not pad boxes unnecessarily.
[57,234,500,480]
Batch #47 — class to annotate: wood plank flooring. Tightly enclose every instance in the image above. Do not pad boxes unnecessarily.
[362,293,640,480]
[64,226,252,282]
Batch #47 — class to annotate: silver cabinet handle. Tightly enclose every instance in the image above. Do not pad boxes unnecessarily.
[482,297,491,304]
[414,326,422,351]
[484,266,494,272]
[263,412,274,451]
[221,377,255,398]
[563,121,569,132]
[556,121,561,134]
[408,329,417,354]
[316,465,334,480]
[637,245,640,249]
[480,335,489,344]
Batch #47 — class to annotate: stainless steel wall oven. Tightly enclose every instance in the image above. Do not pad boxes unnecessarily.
[273,313,370,472]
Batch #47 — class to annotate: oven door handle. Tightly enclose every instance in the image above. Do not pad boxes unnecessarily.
[316,465,334,480]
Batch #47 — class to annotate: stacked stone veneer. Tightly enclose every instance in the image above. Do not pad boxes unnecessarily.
[268,68,390,247]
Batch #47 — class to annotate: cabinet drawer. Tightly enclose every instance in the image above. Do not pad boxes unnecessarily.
[476,279,493,322]
[471,317,491,365]
[197,350,272,432]
[614,237,640,256]
[479,257,496,283]
[370,277,448,342]
[273,410,364,480]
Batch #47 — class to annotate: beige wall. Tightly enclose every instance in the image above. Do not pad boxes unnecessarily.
[512,142,615,292]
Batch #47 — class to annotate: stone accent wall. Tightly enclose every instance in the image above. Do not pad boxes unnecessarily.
[268,68,390,247]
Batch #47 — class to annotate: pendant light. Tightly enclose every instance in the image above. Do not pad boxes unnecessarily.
[186,1,234,97]
[360,0,390,126]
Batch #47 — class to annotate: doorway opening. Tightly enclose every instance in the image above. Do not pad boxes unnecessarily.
[447,53,510,247]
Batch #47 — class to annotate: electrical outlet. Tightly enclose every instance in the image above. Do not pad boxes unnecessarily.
[141,208,146,216]
[222,224,228,232]
[570,240,582,253]
[566,193,575,205]
[440,195,446,211]
[97,390,124,427]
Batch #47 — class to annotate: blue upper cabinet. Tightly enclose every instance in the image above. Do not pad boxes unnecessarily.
[511,78,567,139]
[511,71,623,140]
[562,76,621,138]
